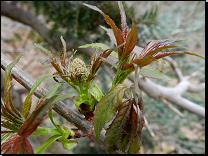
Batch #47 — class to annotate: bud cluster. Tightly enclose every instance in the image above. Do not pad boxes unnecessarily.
[69,58,88,84]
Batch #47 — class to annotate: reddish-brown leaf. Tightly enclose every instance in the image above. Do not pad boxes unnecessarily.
[18,95,58,138]
[84,3,124,54]
[12,136,34,154]
[118,1,129,41]
[105,99,134,153]
[1,134,17,154]
[123,103,139,153]
[132,56,156,68]
[90,48,116,75]
[121,62,135,72]
[154,51,205,59]
[122,21,137,58]
[1,134,33,154]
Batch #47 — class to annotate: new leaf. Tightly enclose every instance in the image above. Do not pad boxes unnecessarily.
[93,84,127,141]
[105,99,134,153]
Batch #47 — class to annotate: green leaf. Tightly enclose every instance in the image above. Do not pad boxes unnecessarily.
[48,109,63,133]
[140,65,171,80]
[1,133,16,144]
[126,134,141,154]
[93,84,127,141]
[90,83,104,101]
[41,81,65,101]
[79,42,110,51]
[22,75,56,119]
[32,126,62,136]
[34,135,62,154]
[50,93,74,106]
[19,82,72,138]
[105,99,133,154]
[73,96,88,109]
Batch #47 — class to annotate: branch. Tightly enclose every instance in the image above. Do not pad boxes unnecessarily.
[1,1,63,51]
[132,74,205,118]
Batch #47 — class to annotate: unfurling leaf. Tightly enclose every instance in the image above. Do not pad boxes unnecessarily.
[34,43,64,75]
[60,36,67,68]
[118,1,129,40]
[89,43,125,75]
[105,99,134,153]
[93,84,127,141]
[100,26,117,46]
[121,21,137,59]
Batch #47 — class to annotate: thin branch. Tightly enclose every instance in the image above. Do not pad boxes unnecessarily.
[187,82,205,92]
[162,56,184,81]
[160,96,184,117]
[143,117,155,137]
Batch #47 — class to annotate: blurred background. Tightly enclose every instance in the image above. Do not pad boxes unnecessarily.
[1,1,205,154]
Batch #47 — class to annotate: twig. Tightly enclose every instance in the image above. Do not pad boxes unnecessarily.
[144,117,155,137]
[162,56,184,81]
[160,96,184,117]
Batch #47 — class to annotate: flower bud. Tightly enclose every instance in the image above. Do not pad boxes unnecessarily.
[69,58,88,84]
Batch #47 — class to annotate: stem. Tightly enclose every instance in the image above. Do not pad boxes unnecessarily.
[134,66,141,94]
[32,127,62,136]
[79,83,84,94]
[111,61,123,88]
